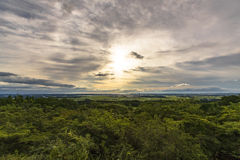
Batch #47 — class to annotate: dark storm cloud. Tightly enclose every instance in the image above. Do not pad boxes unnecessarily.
[130,51,144,59]
[0,72,17,77]
[177,53,240,70]
[94,72,114,77]
[0,72,75,88]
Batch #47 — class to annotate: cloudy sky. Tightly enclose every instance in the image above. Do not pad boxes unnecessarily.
[0,0,240,94]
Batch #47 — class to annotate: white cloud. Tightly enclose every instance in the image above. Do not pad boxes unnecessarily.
[171,83,191,87]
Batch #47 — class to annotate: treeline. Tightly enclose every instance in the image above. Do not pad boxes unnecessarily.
[0,95,240,159]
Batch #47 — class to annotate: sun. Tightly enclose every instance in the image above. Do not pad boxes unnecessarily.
[109,46,132,72]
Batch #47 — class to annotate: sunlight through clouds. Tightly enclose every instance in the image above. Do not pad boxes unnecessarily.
[0,0,240,93]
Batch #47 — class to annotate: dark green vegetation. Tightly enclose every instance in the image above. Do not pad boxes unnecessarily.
[0,95,240,160]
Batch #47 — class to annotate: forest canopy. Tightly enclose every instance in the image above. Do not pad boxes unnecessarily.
[0,95,240,160]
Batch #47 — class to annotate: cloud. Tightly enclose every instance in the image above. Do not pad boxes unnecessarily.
[126,66,172,73]
[0,72,75,88]
[0,85,32,89]
[70,38,86,46]
[157,42,219,54]
[177,53,240,70]
[94,72,114,76]
[1,77,75,88]
[171,83,190,87]
[130,79,174,87]
[1,0,240,93]
[129,51,144,59]
[40,53,111,80]
[123,70,132,73]
[124,66,193,87]
[39,35,55,41]
[61,3,75,14]
[161,87,226,93]
[0,0,45,19]
[0,72,17,77]
[0,85,84,94]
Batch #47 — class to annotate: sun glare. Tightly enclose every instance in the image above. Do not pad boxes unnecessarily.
[109,46,133,73]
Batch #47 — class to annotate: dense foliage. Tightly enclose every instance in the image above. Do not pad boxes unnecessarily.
[0,95,240,160]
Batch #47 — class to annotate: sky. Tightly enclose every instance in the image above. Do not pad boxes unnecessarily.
[0,0,240,94]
